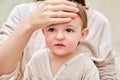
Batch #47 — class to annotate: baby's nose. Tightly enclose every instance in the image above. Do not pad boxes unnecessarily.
[56,32,65,40]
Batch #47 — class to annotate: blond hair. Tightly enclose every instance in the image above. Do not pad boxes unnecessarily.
[33,0,86,6]
[76,2,87,29]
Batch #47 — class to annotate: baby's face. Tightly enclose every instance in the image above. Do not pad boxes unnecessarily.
[43,15,87,56]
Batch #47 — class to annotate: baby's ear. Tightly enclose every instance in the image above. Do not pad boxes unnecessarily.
[80,28,89,41]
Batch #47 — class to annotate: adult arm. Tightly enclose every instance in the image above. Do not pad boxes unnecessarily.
[86,9,116,79]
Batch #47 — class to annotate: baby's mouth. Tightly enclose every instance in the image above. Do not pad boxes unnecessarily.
[54,43,65,47]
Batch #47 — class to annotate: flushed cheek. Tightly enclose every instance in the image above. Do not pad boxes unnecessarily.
[46,38,54,48]
[66,39,78,50]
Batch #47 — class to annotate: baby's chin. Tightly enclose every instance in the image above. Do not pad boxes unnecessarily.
[52,50,74,57]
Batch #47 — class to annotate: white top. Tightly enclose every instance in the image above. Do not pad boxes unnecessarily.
[23,48,99,80]
[0,1,116,80]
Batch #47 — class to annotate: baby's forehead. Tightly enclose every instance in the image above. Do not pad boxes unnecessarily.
[50,16,82,27]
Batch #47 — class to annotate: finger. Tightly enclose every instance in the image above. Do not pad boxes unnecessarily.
[49,18,72,25]
[50,11,77,18]
[44,0,77,7]
[50,4,79,13]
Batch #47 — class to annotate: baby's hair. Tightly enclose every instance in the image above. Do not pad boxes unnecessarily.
[33,0,44,1]
[33,0,86,6]
[68,0,86,6]
[75,2,87,29]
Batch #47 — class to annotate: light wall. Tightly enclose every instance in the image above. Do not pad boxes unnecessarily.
[0,0,31,26]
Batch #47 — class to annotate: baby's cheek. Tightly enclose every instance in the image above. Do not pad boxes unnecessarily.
[46,40,52,47]
[68,40,78,48]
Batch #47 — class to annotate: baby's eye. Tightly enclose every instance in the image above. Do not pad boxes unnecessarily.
[66,28,74,32]
[48,28,56,32]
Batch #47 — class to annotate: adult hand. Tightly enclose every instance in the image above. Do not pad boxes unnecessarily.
[24,0,79,31]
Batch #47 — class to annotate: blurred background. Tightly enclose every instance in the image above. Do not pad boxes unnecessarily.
[86,0,120,79]
[0,0,120,79]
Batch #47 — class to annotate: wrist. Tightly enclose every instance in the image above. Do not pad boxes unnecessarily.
[20,22,36,34]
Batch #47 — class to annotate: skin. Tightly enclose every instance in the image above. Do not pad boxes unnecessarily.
[42,15,89,76]
[0,0,79,75]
